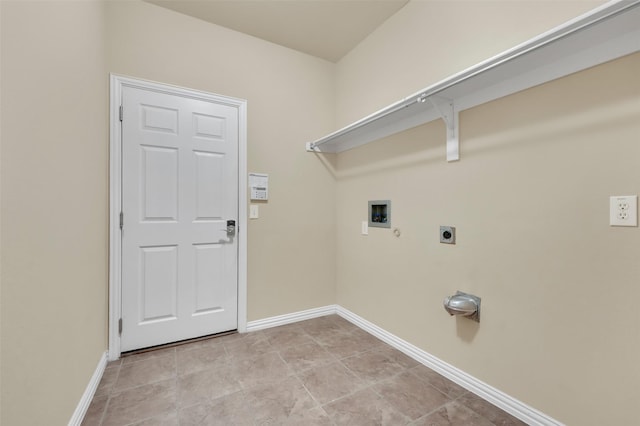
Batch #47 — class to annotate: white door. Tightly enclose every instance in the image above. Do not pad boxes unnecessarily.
[120,86,238,352]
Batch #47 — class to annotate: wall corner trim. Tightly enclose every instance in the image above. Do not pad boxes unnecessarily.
[247,305,564,426]
[68,351,108,426]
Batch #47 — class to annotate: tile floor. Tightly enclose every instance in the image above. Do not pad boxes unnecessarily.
[82,315,526,425]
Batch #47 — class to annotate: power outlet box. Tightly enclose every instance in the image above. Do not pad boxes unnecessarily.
[440,226,456,244]
[610,195,637,227]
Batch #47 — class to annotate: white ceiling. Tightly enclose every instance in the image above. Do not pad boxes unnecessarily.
[145,0,409,62]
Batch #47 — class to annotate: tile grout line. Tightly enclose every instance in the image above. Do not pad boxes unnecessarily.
[403,365,508,426]
[305,317,461,424]
[172,349,178,425]
[288,323,374,418]
[301,321,475,425]
[292,317,404,414]
[97,362,122,426]
[289,372,336,425]
[88,315,522,425]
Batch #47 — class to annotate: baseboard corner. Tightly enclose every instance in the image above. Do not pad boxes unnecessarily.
[246,304,338,332]
[68,350,108,426]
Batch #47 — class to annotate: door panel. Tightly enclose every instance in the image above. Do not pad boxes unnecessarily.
[139,245,178,322]
[121,86,238,352]
[194,244,225,314]
[141,104,179,134]
[194,151,225,220]
[141,146,178,221]
[193,112,225,140]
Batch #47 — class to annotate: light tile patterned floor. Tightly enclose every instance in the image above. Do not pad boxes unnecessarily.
[82,315,526,425]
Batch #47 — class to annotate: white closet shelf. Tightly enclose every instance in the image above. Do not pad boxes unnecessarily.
[305,0,640,161]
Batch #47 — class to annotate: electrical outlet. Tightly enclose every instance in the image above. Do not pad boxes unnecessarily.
[440,226,456,244]
[610,195,637,227]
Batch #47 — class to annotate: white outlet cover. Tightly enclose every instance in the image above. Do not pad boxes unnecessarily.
[249,204,259,219]
[361,221,368,235]
[610,195,637,227]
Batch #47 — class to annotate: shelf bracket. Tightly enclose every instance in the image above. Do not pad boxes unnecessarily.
[306,142,320,152]
[427,96,459,162]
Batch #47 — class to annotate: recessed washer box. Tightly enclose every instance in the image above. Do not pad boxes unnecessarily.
[368,200,391,228]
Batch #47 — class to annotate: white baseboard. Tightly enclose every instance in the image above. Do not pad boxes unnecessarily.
[335,306,563,426]
[68,351,108,426]
[246,305,337,332]
[246,304,562,425]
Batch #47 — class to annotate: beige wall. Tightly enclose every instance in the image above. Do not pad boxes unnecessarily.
[2,0,636,424]
[105,0,337,321]
[333,2,639,425]
[0,1,109,424]
[1,0,337,424]
[335,0,603,126]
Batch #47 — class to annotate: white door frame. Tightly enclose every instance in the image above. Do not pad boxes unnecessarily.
[109,74,248,361]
